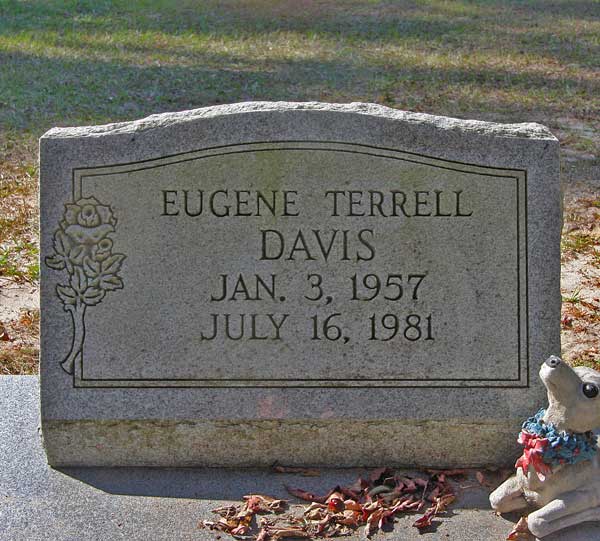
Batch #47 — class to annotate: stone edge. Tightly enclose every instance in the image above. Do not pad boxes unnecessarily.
[40,102,557,141]
[43,418,519,468]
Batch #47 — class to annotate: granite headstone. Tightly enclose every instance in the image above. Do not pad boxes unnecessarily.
[40,102,560,467]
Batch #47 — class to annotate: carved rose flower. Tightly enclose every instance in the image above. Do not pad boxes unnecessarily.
[92,238,113,262]
[46,195,125,376]
[61,197,117,246]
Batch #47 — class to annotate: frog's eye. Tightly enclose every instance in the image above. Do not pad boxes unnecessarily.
[582,383,599,399]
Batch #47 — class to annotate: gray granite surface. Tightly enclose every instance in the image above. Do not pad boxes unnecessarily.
[40,102,561,466]
[2,376,599,541]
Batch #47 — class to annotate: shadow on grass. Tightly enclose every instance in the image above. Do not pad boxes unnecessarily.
[0,48,596,135]
[3,0,486,36]
[2,0,599,39]
[0,1,598,72]
[0,0,598,143]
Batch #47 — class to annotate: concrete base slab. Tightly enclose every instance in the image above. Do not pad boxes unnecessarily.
[1,376,598,541]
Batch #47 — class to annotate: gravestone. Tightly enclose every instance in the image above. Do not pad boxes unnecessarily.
[40,102,560,467]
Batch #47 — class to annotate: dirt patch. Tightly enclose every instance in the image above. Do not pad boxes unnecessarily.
[0,133,39,285]
[0,279,39,374]
[554,117,599,157]
[0,279,38,319]
[561,181,600,368]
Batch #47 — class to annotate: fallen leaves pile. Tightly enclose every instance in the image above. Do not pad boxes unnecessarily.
[506,516,531,541]
[201,467,461,540]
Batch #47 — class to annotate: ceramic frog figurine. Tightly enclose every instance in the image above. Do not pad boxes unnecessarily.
[490,356,600,538]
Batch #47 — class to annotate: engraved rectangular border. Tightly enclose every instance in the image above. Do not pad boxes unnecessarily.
[69,141,528,388]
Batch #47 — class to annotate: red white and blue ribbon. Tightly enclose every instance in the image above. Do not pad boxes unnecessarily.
[515,409,597,481]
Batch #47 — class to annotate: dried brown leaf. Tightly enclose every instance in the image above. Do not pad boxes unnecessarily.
[212,505,240,518]
[304,508,327,521]
[346,477,369,494]
[397,477,417,492]
[368,467,394,485]
[364,505,392,537]
[335,510,361,527]
[204,469,458,541]
[434,494,456,513]
[506,516,533,540]
[342,500,362,512]
[476,471,492,487]
[0,322,12,341]
[580,300,597,311]
[413,477,428,488]
[285,486,326,504]
[256,528,270,541]
[389,495,415,513]
[244,494,288,513]
[412,508,435,530]
[270,527,311,540]
[303,502,326,513]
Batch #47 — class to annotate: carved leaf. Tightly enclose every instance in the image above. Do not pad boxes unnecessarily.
[53,230,71,256]
[83,256,101,278]
[99,275,123,291]
[45,254,66,271]
[82,287,105,306]
[69,267,88,294]
[68,245,86,266]
[56,284,77,306]
[101,254,125,276]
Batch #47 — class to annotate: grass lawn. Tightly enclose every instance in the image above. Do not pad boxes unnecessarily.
[0,0,599,373]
